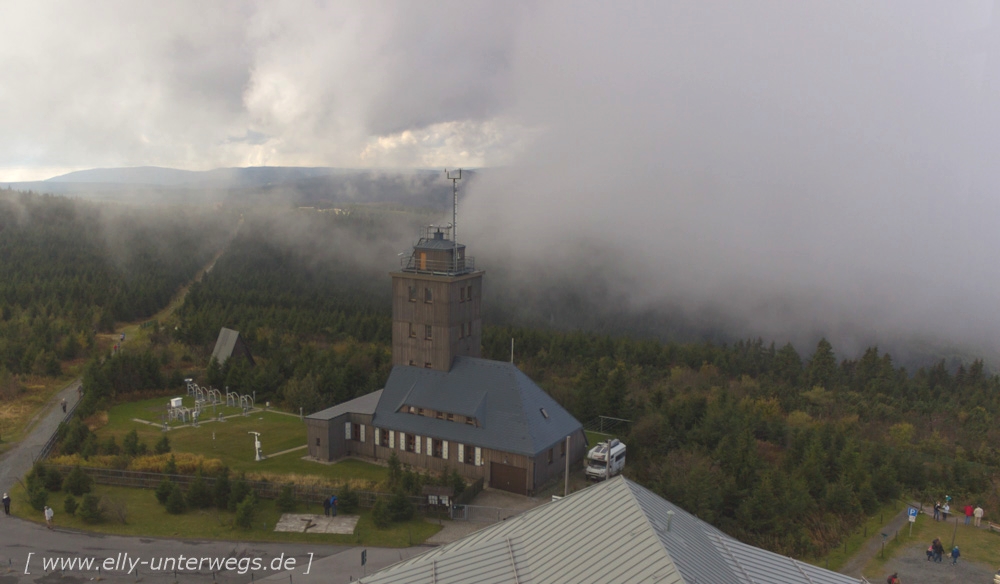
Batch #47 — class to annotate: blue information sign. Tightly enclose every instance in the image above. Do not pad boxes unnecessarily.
[908,507,918,522]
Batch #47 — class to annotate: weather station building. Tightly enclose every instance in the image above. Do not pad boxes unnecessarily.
[306,219,587,496]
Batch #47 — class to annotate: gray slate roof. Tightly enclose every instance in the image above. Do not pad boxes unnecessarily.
[306,389,383,421]
[373,357,582,457]
[359,476,866,584]
[210,327,248,366]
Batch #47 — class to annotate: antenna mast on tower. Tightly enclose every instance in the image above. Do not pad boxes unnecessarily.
[445,168,462,273]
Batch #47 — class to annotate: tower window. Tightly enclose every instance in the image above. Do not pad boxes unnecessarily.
[425,325,432,339]
[467,285,472,300]
[408,286,417,302]
[460,287,466,302]
[424,362,432,368]
[424,288,432,303]
[408,322,416,338]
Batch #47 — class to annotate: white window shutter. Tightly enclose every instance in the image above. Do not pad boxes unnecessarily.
[360,425,365,442]
[375,428,380,446]
[390,431,395,449]
[442,441,449,460]
[415,435,421,454]
[475,447,482,466]
[399,432,405,449]
[344,422,351,440]
[426,437,432,455]
[458,444,465,463]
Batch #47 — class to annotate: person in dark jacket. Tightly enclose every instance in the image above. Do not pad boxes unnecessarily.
[2,493,10,515]
[323,496,331,516]
[932,539,944,562]
[951,546,960,565]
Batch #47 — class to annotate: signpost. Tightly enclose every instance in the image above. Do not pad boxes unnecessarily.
[908,506,918,536]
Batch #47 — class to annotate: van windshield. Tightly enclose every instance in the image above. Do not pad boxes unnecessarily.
[589,460,606,468]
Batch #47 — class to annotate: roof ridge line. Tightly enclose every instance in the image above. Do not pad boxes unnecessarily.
[618,479,681,577]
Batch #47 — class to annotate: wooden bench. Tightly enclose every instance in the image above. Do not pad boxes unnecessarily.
[987,521,1000,533]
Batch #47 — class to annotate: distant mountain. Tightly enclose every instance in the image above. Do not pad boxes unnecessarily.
[46,166,204,186]
[5,166,470,210]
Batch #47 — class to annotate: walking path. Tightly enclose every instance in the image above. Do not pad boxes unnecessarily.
[0,378,81,496]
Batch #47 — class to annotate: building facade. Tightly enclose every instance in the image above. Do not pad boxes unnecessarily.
[307,224,586,495]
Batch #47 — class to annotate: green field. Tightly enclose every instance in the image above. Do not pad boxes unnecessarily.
[9,482,440,546]
[91,396,388,484]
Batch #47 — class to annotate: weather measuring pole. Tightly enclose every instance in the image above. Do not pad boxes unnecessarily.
[445,168,462,273]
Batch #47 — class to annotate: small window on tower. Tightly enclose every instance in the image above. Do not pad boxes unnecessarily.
[424,362,432,368]
[409,322,416,338]
[425,325,432,339]
[408,360,416,366]
[467,285,472,300]
[460,287,466,302]
[408,286,417,302]
[424,288,432,303]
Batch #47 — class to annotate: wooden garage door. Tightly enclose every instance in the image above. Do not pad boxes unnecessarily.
[490,462,527,496]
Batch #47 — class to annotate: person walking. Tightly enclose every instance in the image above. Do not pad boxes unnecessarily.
[951,546,960,565]
[61,398,67,413]
[933,501,941,521]
[932,538,944,562]
[964,504,973,525]
[329,495,338,517]
[942,503,950,521]
[323,496,331,517]
[974,505,984,527]
[886,572,900,584]
[2,493,10,515]
[44,506,54,529]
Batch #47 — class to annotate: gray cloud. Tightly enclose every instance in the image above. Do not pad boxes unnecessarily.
[463,1,1000,361]
[3,1,1000,361]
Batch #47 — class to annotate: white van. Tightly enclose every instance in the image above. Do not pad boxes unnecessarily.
[585,439,626,480]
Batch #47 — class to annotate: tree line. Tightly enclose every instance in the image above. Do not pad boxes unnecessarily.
[0,189,231,385]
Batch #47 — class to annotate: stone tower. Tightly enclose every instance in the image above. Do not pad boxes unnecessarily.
[390,225,483,371]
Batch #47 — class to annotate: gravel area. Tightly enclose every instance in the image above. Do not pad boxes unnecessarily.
[876,539,994,584]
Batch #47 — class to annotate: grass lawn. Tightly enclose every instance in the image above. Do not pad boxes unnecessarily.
[87,396,388,486]
[862,514,1000,579]
[585,431,614,446]
[9,482,440,547]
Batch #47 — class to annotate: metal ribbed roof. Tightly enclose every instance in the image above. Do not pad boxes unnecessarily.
[373,358,582,457]
[360,477,865,584]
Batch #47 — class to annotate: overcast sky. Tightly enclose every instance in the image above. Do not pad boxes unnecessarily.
[4,1,1000,360]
